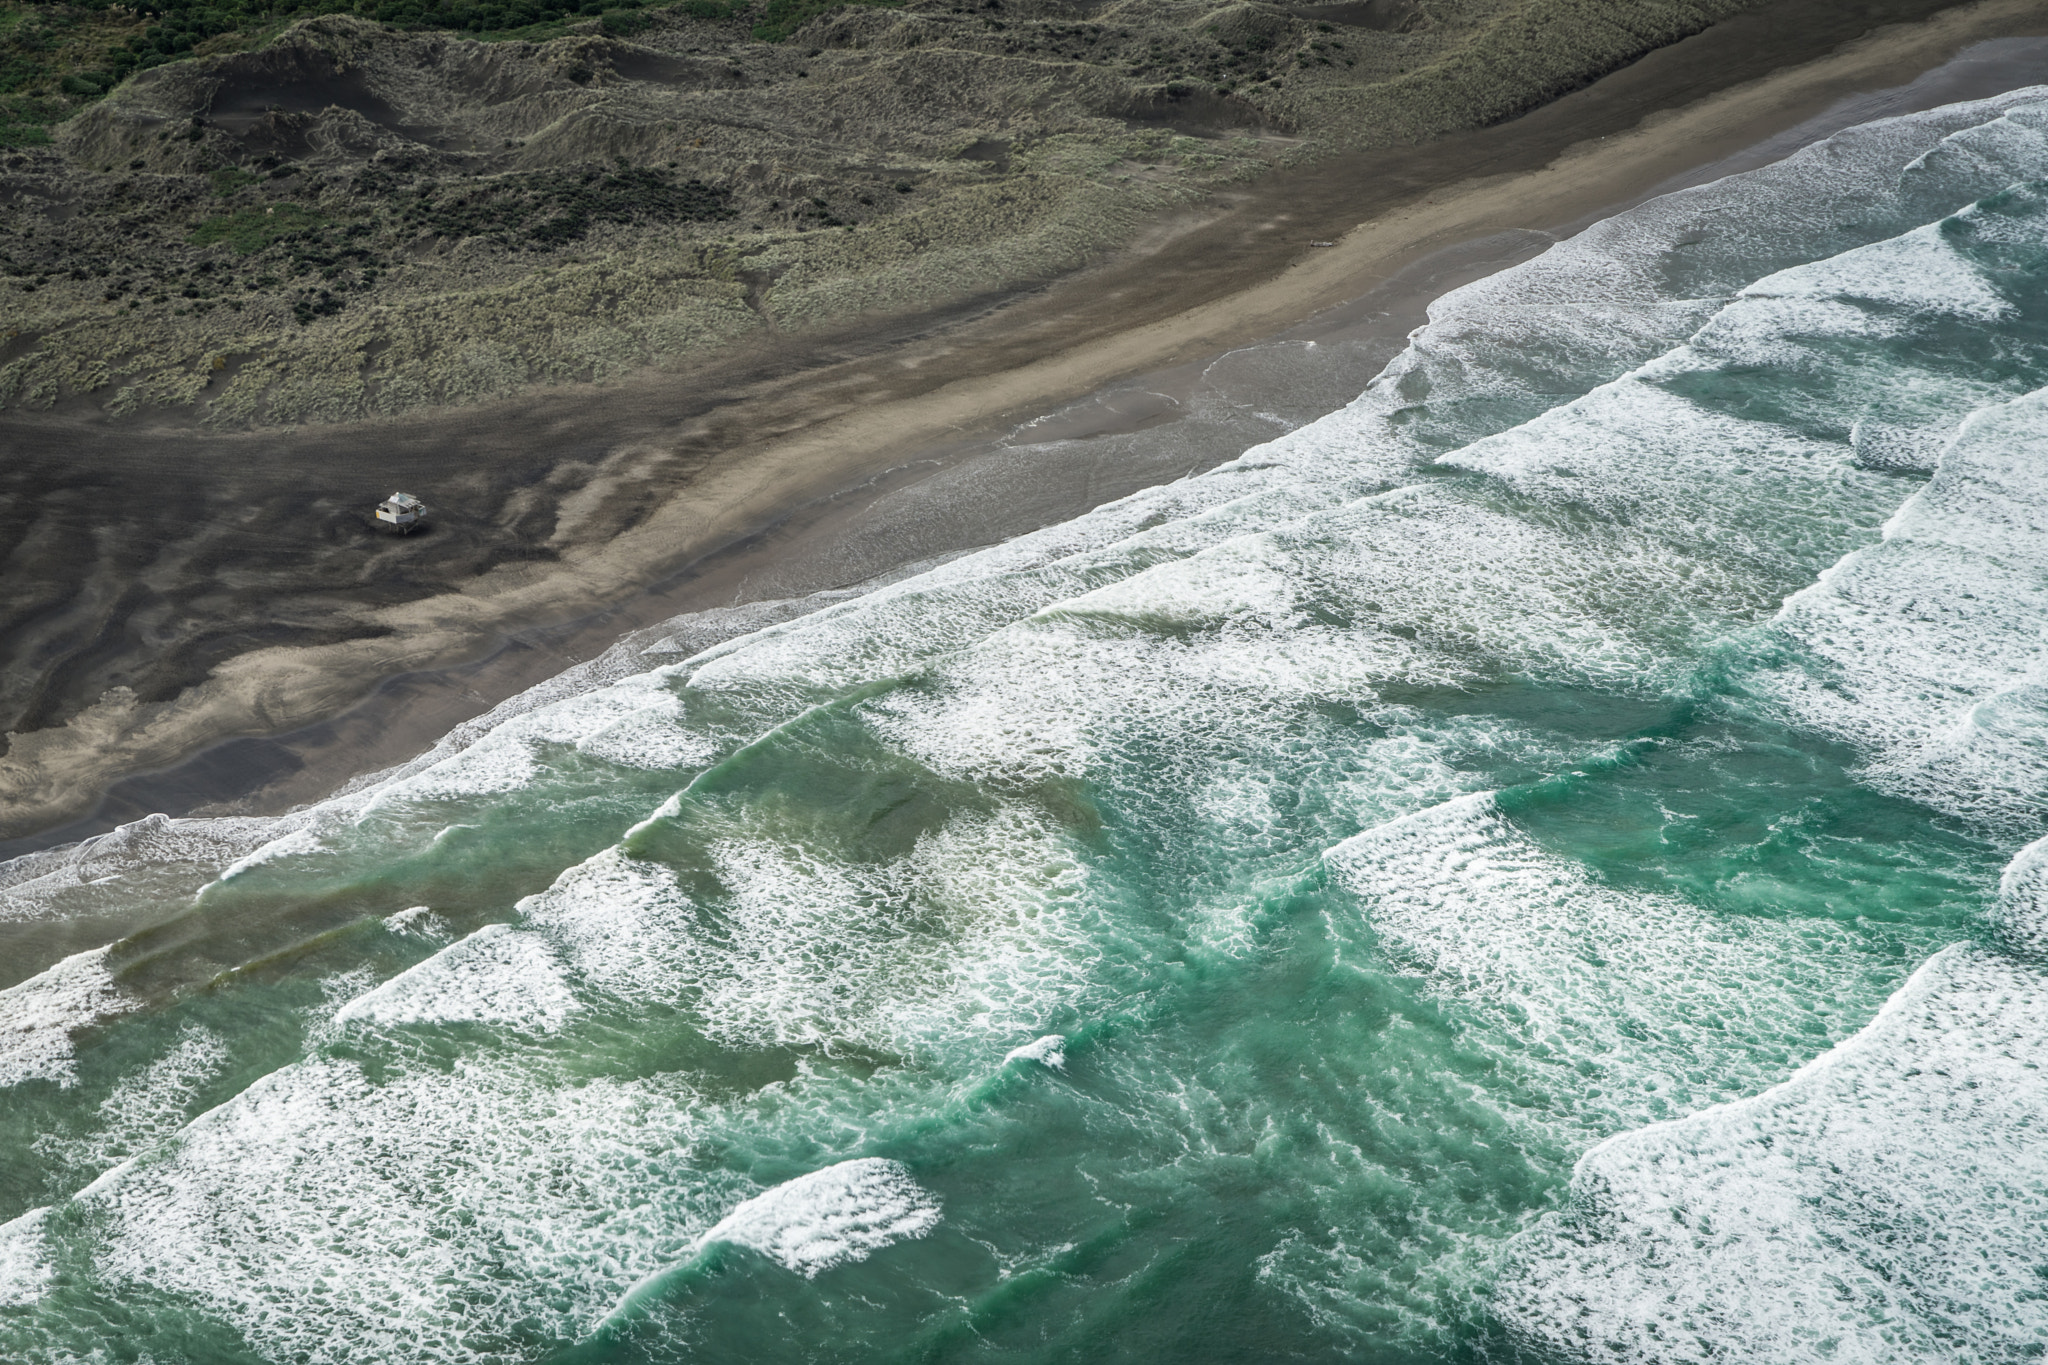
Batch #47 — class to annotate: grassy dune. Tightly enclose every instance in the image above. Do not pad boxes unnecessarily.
[0,0,1756,428]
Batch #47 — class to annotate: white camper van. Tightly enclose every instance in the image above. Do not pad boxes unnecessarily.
[375,491,425,533]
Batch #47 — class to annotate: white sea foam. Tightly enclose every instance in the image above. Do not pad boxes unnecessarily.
[1492,941,2048,1363]
[517,847,702,1003]
[93,1026,227,1149]
[33,1024,232,1178]
[335,924,580,1034]
[858,503,1536,806]
[1741,218,2014,321]
[671,95,2040,721]
[15,84,2048,1365]
[0,810,295,923]
[527,801,1096,1061]
[676,475,1337,706]
[866,472,1714,823]
[1324,796,1931,1130]
[15,87,2048,944]
[351,670,703,814]
[1272,488,1720,685]
[207,825,327,887]
[893,193,2048,819]
[384,904,451,939]
[1902,97,2048,190]
[0,1206,54,1309]
[1428,87,2048,324]
[77,1043,920,1365]
[695,809,1093,1051]
[692,1158,940,1277]
[1759,385,2048,827]
[1004,1035,1066,1070]
[574,710,719,772]
[0,948,132,1090]
[1441,201,2043,592]
[1850,418,1954,473]
[1992,830,2048,959]
[1444,374,1898,607]
[85,1056,719,1365]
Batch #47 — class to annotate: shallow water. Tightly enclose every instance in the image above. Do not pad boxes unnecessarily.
[7,85,2048,1365]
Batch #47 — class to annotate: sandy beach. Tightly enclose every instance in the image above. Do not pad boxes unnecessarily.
[6,0,2048,849]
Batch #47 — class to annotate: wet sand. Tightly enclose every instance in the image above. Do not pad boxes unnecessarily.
[1,225,1552,859]
[6,0,2048,848]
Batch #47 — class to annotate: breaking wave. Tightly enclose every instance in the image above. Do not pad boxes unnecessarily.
[5,84,2048,1364]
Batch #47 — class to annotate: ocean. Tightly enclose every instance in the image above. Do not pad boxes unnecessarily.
[5,84,2048,1364]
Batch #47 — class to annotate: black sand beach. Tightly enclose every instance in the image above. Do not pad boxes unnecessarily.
[6,0,2048,848]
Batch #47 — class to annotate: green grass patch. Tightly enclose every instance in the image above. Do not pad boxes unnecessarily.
[0,93,59,144]
[750,0,897,43]
[0,0,809,134]
[210,166,260,194]
[473,15,579,42]
[189,203,328,253]
[0,2,146,143]
[466,0,753,40]
[65,0,731,59]
[598,7,653,36]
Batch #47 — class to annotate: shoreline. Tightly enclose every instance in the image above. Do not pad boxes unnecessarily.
[0,223,1556,859]
[6,0,2048,850]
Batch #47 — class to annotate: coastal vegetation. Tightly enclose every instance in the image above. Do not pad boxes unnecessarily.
[0,0,1761,426]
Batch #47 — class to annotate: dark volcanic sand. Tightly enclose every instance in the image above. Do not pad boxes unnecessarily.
[0,224,1554,859]
[5,0,2047,848]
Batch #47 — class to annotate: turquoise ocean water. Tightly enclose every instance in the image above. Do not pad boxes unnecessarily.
[7,87,2048,1364]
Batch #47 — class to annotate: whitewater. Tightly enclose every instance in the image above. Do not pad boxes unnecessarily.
[6,86,2048,1364]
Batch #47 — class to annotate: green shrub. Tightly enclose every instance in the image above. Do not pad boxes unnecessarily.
[65,0,764,65]
[189,203,328,253]
[0,91,64,145]
[750,0,898,43]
